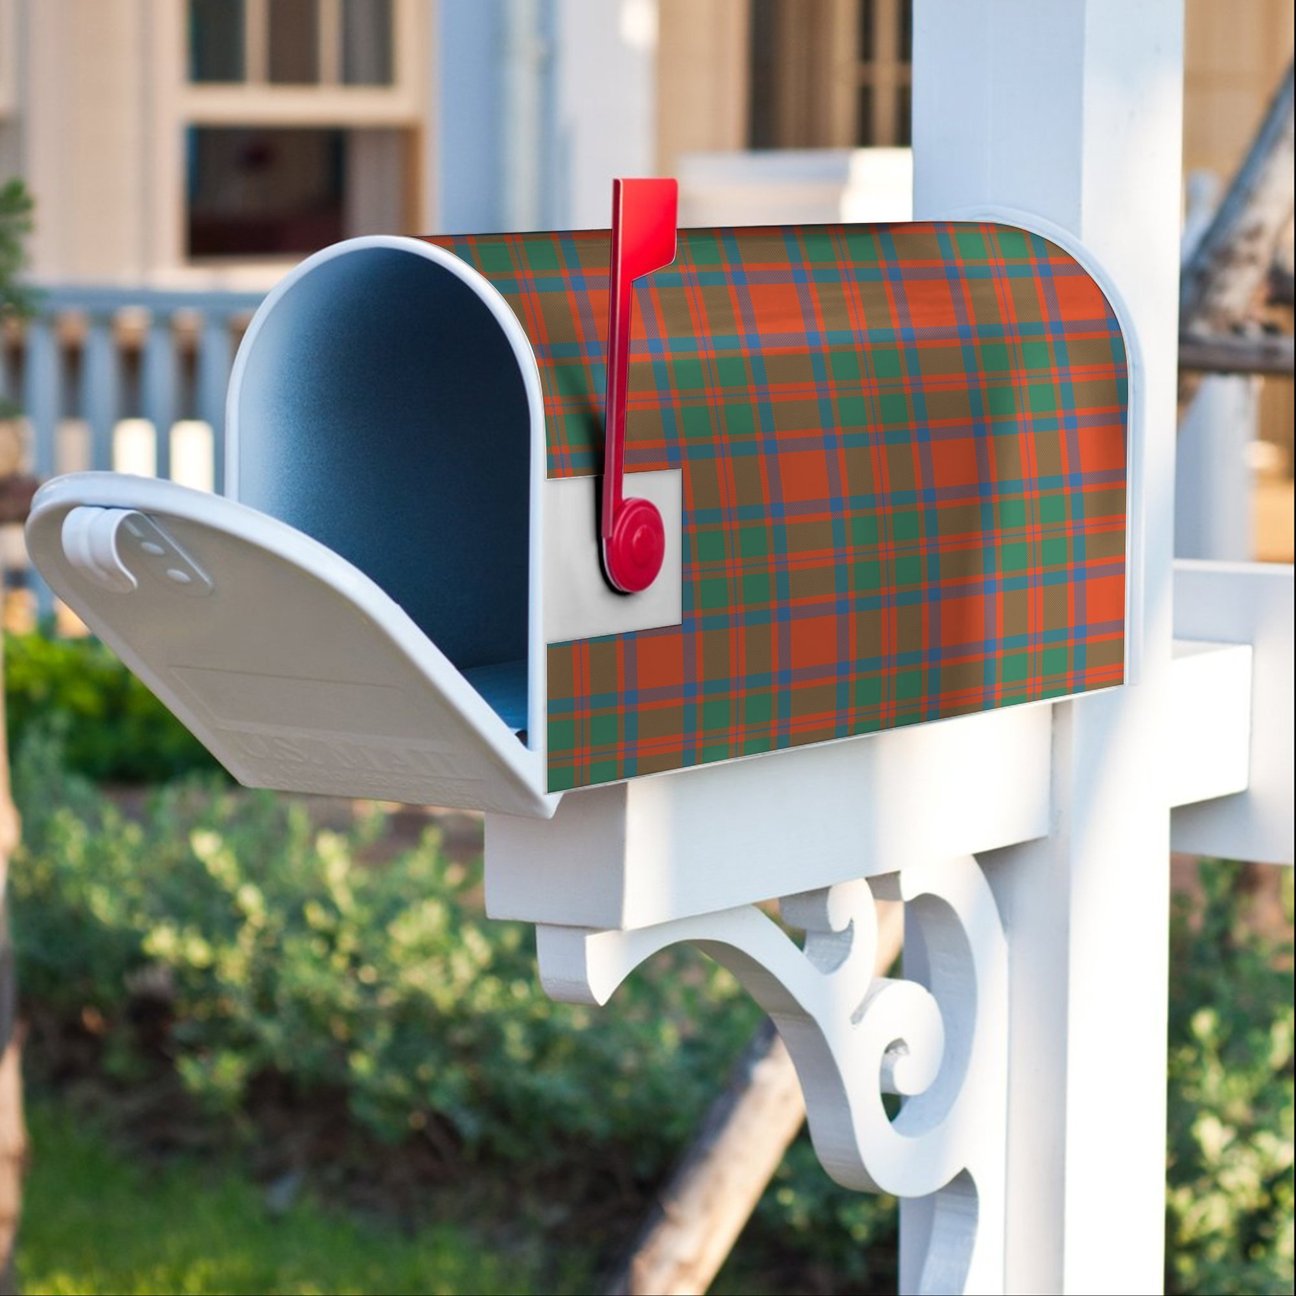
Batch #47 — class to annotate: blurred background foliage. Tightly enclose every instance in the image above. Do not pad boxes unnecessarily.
[4,628,1293,1294]
[4,631,219,784]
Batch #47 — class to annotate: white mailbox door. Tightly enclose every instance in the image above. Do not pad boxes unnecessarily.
[27,473,555,819]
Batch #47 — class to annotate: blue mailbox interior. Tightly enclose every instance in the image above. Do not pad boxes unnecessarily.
[233,244,533,733]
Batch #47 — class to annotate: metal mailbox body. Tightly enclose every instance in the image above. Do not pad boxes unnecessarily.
[27,220,1129,814]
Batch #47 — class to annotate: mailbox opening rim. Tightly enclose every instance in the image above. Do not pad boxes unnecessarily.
[225,235,548,754]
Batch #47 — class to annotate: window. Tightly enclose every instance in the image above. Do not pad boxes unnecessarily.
[269,0,320,85]
[190,0,247,82]
[342,0,394,85]
[187,127,344,256]
[166,0,423,266]
[185,125,412,259]
[855,0,912,146]
[187,0,395,87]
[748,0,913,149]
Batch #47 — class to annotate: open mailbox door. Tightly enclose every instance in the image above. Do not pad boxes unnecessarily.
[27,473,555,818]
[27,235,556,819]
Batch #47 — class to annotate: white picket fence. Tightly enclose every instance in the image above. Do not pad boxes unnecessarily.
[1,285,264,616]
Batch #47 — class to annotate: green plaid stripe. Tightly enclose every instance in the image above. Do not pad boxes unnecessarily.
[428,223,1129,792]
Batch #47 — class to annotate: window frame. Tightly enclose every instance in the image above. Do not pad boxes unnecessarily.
[182,0,421,123]
[152,0,426,278]
[747,0,913,149]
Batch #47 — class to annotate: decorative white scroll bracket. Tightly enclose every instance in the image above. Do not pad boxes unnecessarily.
[536,855,1008,1296]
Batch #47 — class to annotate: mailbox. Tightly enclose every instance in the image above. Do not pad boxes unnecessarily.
[27,185,1130,818]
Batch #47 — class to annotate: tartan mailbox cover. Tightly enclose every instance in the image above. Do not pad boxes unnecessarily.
[433,219,1129,791]
[27,213,1129,815]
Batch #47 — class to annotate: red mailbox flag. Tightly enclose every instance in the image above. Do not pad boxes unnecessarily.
[601,178,678,593]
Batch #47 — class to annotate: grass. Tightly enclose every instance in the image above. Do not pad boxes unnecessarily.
[18,1102,549,1295]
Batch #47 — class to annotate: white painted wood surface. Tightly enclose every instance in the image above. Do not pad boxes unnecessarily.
[1172,561,1295,864]
[675,148,914,227]
[1167,641,1253,810]
[486,702,1051,930]
[910,4,1184,1291]
[537,859,1007,1294]
[1175,378,1259,561]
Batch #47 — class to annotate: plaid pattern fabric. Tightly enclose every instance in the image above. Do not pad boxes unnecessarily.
[427,223,1129,793]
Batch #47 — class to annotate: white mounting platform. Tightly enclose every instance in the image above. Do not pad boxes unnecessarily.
[486,701,1052,929]
[1172,560,1294,865]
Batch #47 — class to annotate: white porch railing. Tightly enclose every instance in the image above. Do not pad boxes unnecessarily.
[1,284,264,618]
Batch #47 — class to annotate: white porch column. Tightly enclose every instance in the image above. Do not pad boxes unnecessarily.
[1175,376,1259,561]
[911,4,1184,1293]
[551,0,658,227]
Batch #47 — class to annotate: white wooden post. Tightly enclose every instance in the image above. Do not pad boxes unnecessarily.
[1175,377,1258,561]
[550,0,657,228]
[911,3,1184,1291]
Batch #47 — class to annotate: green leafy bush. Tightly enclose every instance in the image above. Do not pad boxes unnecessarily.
[9,724,1292,1293]
[1166,861,1294,1295]
[726,1137,897,1294]
[4,631,220,783]
[11,725,899,1289]
[11,727,758,1170]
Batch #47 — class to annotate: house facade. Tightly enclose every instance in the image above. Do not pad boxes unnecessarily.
[1,0,1289,283]
[0,0,431,288]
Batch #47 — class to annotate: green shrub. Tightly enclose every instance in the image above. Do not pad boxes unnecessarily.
[4,630,220,783]
[11,726,758,1170]
[726,1137,897,1294]
[1166,861,1294,1295]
